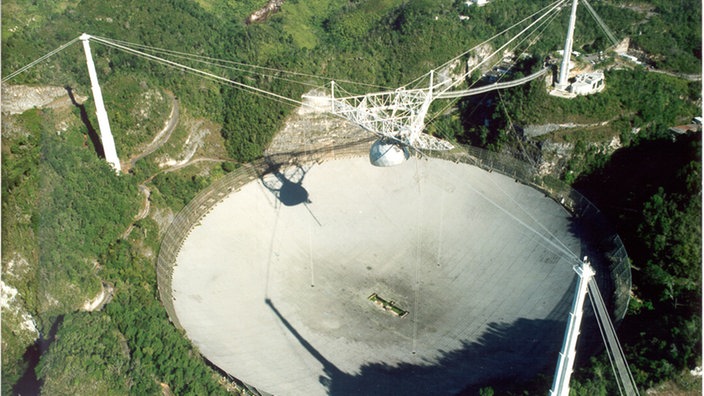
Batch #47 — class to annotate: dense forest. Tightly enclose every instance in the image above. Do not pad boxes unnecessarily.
[2,0,701,394]
[574,132,702,392]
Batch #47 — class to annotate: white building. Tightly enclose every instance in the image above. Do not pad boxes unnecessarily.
[466,0,489,6]
[570,71,605,95]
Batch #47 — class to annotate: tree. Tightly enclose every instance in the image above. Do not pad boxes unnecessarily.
[37,312,130,395]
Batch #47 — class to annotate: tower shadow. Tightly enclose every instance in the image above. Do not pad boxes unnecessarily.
[65,86,105,159]
[264,281,599,396]
[255,163,622,395]
[12,315,64,395]
[265,298,344,384]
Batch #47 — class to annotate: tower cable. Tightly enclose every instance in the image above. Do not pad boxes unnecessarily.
[2,37,80,82]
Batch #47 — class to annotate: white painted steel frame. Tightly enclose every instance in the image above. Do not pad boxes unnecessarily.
[331,71,454,152]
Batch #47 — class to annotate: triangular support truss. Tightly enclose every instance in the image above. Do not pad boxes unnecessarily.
[330,71,454,151]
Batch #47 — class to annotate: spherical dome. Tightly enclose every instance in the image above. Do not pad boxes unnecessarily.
[369,138,410,167]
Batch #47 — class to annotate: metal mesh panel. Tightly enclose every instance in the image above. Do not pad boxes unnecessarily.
[155,141,632,390]
[157,140,375,330]
[428,145,632,323]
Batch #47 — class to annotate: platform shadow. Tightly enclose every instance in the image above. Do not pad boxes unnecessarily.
[265,281,600,396]
[259,160,323,225]
[260,161,311,207]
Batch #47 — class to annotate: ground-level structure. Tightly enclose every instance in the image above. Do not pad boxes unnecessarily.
[570,71,605,96]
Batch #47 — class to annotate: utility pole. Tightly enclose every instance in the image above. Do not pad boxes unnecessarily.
[80,33,122,172]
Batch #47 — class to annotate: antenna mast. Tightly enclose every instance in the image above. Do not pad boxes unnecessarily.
[80,33,122,172]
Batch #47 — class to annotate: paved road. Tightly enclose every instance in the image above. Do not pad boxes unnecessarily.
[121,93,179,238]
[121,185,151,239]
[648,68,701,81]
[124,93,180,172]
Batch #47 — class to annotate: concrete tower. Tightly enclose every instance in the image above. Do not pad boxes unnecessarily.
[80,33,121,172]
[557,0,579,91]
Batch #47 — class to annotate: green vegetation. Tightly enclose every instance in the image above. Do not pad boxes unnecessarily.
[1,108,140,394]
[455,68,700,155]
[3,107,141,315]
[220,86,290,162]
[1,0,700,394]
[630,0,702,73]
[573,133,702,392]
[2,110,42,394]
[101,236,229,395]
[37,312,130,395]
[472,134,702,396]
[3,0,699,162]
[36,126,141,314]
[150,169,212,212]
[102,73,173,153]
[368,293,409,318]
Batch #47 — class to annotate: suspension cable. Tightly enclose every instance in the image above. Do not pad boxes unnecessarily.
[496,89,536,166]
[588,279,640,395]
[432,0,567,76]
[424,1,562,147]
[462,175,583,265]
[488,168,582,262]
[89,34,393,92]
[435,0,567,97]
[89,35,305,107]
[581,0,619,46]
[383,0,567,92]
[2,36,81,82]
[588,287,624,395]
[426,3,562,128]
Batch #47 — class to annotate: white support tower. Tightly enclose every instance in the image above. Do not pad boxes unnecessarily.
[550,258,595,396]
[557,0,579,90]
[80,33,122,172]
